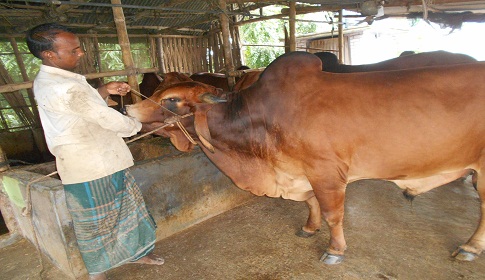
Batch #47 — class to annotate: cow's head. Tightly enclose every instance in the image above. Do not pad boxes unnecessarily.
[126,81,225,152]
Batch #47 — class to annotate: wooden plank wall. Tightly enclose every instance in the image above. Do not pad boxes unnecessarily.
[308,36,351,64]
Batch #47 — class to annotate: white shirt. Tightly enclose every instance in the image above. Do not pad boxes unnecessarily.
[33,65,142,184]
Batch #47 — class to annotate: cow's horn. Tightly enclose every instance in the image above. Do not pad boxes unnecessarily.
[199,93,227,104]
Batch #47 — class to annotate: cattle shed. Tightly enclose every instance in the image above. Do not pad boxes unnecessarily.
[1,1,485,279]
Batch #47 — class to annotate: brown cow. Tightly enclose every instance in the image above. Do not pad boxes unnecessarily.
[153,72,192,94]
[233,70,263,92]
[139,72,163,98]
[125,52,485,265]
[315,50,477,73]
[234,51,476,92]
[190,72,231,91]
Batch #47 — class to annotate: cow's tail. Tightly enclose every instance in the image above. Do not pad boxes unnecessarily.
[471,170,478,190]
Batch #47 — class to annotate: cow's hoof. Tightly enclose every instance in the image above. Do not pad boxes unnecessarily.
[453,248,478,261]
[295,228,318,238]
[320,252,344,265]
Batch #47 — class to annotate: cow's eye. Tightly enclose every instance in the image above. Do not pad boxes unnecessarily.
[162,97,181,103]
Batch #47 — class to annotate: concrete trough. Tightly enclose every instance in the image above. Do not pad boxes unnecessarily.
[0,137,254,279]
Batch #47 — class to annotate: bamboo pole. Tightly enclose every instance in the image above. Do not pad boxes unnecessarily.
[9,37,40,124]
[9,36,49,160]
[111,0,141,103]
[92,35,103,82]
[289,2,296,52]
[0,68,158,94]
[218,0,235,88]
[338,10,344,63]
[156,37,166,73]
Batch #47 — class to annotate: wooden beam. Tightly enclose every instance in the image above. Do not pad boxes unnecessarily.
[0,68,158,94]
[338,10,344,63]
[111,0,141,103]
[289,2,296,52]
[219,0,235,89]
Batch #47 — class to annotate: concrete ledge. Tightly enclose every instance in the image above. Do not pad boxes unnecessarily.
[0,138,254,278]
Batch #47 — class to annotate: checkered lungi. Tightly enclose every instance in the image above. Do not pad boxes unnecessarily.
[63,169,156,274]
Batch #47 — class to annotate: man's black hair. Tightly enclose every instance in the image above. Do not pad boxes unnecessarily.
[26,23,72,59]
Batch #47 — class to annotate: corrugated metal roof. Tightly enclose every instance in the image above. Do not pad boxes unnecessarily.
[1,0,484,36]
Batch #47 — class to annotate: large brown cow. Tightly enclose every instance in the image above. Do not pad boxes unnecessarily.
[125,52,485,265]
[315,50,477,73]
[234,51,476,92]
[190,72,231,91]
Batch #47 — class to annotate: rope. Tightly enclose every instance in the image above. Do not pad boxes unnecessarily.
[126,88,198,145]
[22,171,59,217]
[125,113,194,144]
[129,89,178,116]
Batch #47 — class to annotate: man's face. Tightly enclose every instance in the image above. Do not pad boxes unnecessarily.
[42,31,84,70]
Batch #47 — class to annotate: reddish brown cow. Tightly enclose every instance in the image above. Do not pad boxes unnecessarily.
[126,52,485,265]
[153,72,192,94]
[315,50,477,72]
[233,70,263,92]
[190,72,231,91]
[234,51,476,92]
[139,72,163,98]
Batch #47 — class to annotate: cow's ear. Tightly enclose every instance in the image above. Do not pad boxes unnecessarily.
[199,93,226,103]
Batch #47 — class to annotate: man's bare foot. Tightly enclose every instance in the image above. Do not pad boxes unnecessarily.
[131,253,165,265]
[88,272,107,280]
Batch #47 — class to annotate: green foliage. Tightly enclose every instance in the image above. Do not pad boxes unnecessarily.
[0,38,151,130]
[98,42,150,83]
[240,6,318,68]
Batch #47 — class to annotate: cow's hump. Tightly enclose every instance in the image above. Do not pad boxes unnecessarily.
[259,52,322,82]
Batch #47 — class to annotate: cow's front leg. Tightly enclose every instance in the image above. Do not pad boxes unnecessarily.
[296,195,322,238]
[453,167,485,261]
[314,187,347,265]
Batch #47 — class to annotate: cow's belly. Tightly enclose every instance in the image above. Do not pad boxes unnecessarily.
[389,169,472,196]
[272,166,314,201]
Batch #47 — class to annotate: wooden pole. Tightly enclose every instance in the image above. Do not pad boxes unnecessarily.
[9,36,50,160]
[289,2,296,52]
[9,37,40,124]
[338,10,344,64]
[0,68,158,94]
[218,0,235,89]
[156,37,166,73]
[111,0,141,103]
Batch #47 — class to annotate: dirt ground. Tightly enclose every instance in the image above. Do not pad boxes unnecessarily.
[2,177,485,280]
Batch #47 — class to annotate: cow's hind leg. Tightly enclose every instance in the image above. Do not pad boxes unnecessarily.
[296,195,322,238]
[453,166,485,261]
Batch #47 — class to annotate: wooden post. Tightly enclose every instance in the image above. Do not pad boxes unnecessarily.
[91,34,103,79]
[338,10,344,64]
[9,37,40,124]
[289,1,296,52]
[111,0,141,103]
[9,36,50,160]
[218,0,235,89]
[156,38,166,73]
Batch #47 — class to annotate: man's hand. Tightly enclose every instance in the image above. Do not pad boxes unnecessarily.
[98,81,131,99]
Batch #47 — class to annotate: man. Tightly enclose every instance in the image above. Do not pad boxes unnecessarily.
[26,23,164,280]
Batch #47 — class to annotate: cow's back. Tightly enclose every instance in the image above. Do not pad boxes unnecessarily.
[252,53,485,180]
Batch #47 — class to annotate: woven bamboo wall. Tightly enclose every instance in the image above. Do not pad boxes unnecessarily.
[308,37,351,64]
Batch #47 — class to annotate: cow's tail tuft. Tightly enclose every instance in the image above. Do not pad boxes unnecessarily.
[402,190,416,202]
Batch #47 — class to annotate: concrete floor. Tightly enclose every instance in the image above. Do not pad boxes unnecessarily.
[2,178,485,280]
